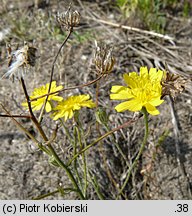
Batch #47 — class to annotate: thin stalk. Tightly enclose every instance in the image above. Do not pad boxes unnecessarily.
[60,119,74,143]
[0,103,40,146]
[104,124,130,168]
[116,108,149,199]
[73,127,83,191]
[47,143,85,200]
[32,187,77,200]
[76,126,88,198]
[68,117,140,166]
[95,79,100,108]
[30,74,103,102]
[0,114,31,118]
[38,28,73,123]
[59,120,85,199]
[20,79,83,198]
[20,78,48,141]
[61,120,87,197]
[33,190,59,200]
[88,171,105,200]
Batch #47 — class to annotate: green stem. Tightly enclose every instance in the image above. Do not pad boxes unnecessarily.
[33,190,59,200]
[116,108,149,199]
[73,127,82,191]
[32,187,77,200]
[88,171,104,200]
[47,144,85,200]
[60,119,74,143]
[76,126,88,198]
[104,124,130,168]
[67,118,138,166]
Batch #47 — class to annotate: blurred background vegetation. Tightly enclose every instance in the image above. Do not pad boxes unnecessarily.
[115,0,191,33]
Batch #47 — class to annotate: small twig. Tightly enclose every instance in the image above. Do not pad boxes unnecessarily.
[0,103,40,146]
[44,124,59,146]
[30,74,104,102]
[0,114,31,118]
[20,77,48,141]
[87,17,175,41]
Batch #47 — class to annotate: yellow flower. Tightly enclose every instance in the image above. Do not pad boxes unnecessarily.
[22,81,63,112]
[52,95,96,121]
[110,67,164,115]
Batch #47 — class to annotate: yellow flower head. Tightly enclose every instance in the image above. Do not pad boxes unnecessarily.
[22,81,63,112]
[52,94,96,121]
[110,67,164,115]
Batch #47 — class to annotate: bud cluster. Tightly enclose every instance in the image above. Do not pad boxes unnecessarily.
[94,41,115,75]
[161,71,186,99]
[56,6,80,30]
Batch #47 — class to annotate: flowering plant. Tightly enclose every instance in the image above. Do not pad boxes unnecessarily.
[110,67,164,115]
[52,94,95,121]
[22,81,63,112]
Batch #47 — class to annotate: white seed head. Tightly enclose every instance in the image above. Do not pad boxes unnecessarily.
[2,44,37,79]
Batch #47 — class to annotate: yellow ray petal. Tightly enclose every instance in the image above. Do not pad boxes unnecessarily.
[111,85,127,93]
[123,73,138,88]
[52,95,63,101]
[149,68,157,80]
[140,67,148,78]
[149,98,164,106]
[115,99,142,112]
[32,103,43,111]
[45,102,52,112]
[145,103,160,115]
